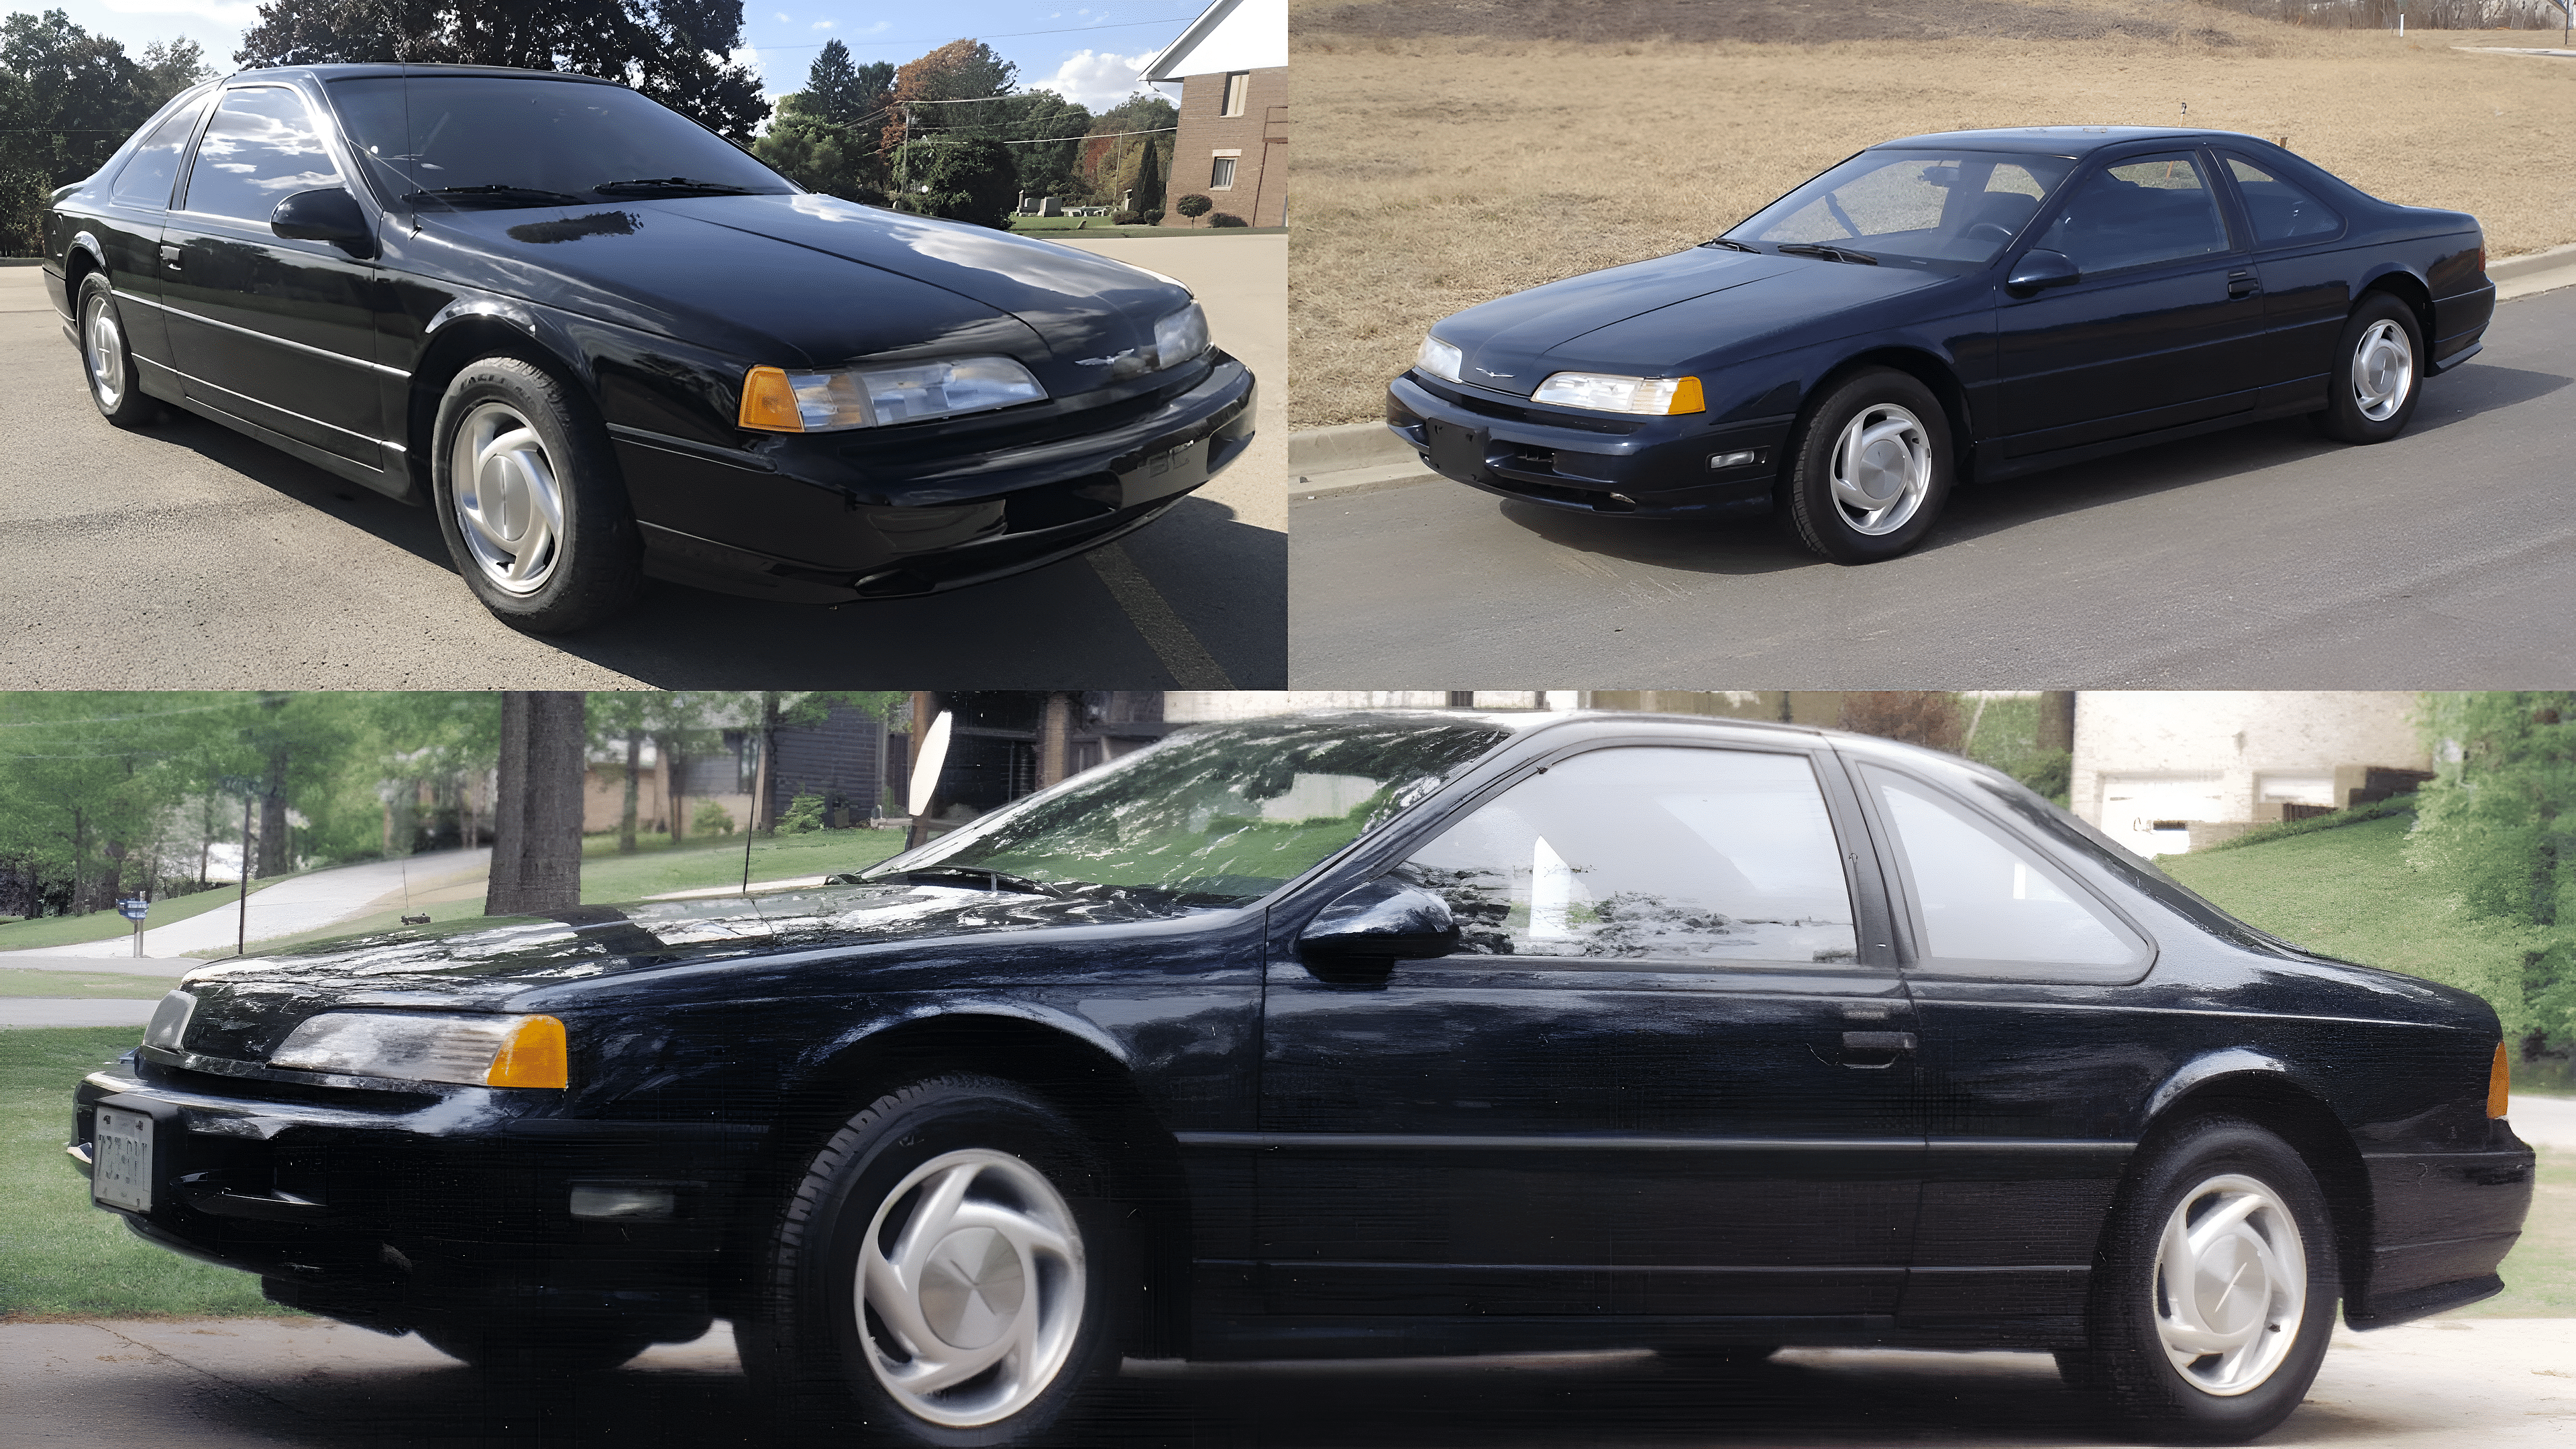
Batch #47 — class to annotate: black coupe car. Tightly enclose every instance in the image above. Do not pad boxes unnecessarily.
[71,712,2530,1444]
[1389,128,2491,563]
[44,66,1255,631]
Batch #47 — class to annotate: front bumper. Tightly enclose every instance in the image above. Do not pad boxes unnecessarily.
[1386,372,1791,521]
[619,354,1256,604]
[2346,1127,2536,1329]
[70,1053,758,1333]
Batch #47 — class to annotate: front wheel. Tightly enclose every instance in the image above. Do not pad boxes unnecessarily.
[1783,367,1954,564]
[741,1075,1127,1446]
[2058,1117,2338,1443]
[2312,292,2422,444]
[429,357,644,633]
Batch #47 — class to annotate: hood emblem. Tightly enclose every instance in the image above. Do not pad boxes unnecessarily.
[1075,350,1141,367]
[1473,366,1515,379]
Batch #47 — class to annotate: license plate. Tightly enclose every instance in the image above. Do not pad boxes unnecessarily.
[92,1106,154,1212]
[1426,417,1487,480]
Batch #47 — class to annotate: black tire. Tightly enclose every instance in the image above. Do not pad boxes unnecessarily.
[417,1315,655,1379]
[739,1075,1129,1448]
[74,272,164,429]
[429,356,644,633]
[2310,292,2423,444]
[1784,367,1954,564]
[2057,1117,2339,1444]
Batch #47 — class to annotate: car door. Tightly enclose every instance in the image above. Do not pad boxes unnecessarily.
[1990,148,2267,458]
[1257,737,1925,1324]
[2215,149,2353,405]
[82,94,211,370]
[1841,759,2158,1336]
[162,83,388,468]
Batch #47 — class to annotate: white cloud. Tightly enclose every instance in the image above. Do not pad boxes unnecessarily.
[1039,49,1159,111]
[811,17,833,28]
[773,10,790,21]
[96,0,262,25]
[731,45,764,86]
[857,19,890,32]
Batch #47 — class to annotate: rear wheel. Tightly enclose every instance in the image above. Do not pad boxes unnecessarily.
[2312,292,2422,443]
[76,272,162,429]
[1784,367,1953,564]
[2058,1117,2338,1443]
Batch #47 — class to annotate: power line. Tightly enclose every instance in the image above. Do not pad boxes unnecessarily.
[747,17,1187,55]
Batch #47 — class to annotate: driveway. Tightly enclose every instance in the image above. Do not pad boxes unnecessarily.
[0,847,489,962]
[7,1315,2573,1447]
[1290,284,2576,686]
[0,234,1282,690]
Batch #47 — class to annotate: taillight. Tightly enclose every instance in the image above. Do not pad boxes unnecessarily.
[2487,1041,2510,1119]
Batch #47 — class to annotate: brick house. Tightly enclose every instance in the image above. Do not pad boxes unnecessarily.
[1142,0,1286,227]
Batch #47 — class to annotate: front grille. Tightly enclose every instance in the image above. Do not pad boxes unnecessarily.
[141,1059,443,1113]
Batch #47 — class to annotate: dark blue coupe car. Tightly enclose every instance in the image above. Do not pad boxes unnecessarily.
[1389,128,2493,562]
[71,712,2530,1445]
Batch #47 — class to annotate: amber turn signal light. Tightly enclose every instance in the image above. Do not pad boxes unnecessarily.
[1664,376,1706,415]
[2488,1041,2510,1120]
[487,1014,568,1089]
[739,366,805,432]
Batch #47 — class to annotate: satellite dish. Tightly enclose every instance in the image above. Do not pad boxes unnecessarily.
[908,712,953,818]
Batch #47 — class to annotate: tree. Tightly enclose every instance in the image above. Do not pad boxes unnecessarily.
[1173,192,1211,223]
[0,11,209,254]
[1837,692,1965,754]
[1117,133,1164,215]
[752,40,894,201]
[880,37,1016,160]
[1071,93,1174,205]
[1004,88,1089,203]
[234,0,767,140]
[2410,692,2576,1050]
[890,135,1016,229]
[486,692,586,915]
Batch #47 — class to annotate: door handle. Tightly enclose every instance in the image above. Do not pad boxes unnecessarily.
[159,244,182,270]
[2227,269,2258,299]
[1838,1030,1917,1068]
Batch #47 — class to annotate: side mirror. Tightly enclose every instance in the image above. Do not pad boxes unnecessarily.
[271,187,376,259]
[1295,878,1459,985]
[2006,248,2080,295]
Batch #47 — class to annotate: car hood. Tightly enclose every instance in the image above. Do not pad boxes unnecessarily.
[411,195,1191,388]
[1430,247,1951,394]
[169,882,1205,1063]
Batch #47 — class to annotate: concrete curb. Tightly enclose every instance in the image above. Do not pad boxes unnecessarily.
[1289,252,2576,498]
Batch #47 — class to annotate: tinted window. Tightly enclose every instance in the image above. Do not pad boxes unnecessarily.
[111,97,205,211]
[184,87,343,223]
[1729,149,2078,267]
[1865,766,2145,975]
[2224,154,2342,246]
[2029,152,2229,274]
[326,76,792,208]
[1401,747,1859,965]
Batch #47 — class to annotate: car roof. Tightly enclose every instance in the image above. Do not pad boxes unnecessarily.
[1870,126,2275,156]
[223,62,624,87]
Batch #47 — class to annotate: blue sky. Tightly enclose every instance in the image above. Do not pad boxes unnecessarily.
[35,0,1208,109]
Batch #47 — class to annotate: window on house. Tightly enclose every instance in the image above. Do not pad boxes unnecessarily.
[1222,72,1249,117]
[1210,156,1237,189]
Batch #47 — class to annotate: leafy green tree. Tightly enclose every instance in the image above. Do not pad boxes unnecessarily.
[752,39,893,201]
[1004,87,1088,203]
[234,0,767,140]
[1117,133,1164,215]
[2410,691,2576,1050]
[1071,92,1174,205]
[0,13,210,254]
[890,134,1015,229]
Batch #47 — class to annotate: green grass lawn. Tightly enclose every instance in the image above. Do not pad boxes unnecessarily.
[0,969,180,999]
[0,1027,292,1319]
[2457,1147,2575,1318]
[0,879,282,954]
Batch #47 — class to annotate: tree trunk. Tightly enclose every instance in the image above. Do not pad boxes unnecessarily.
[753,692,782,837]
[258,743,292,878]
[70,806,86,916]
[663,735,689,845]
[2036,691,2078,755]
[487,692,588,916]
[619,730,643,853]
[1037,691,1073,788]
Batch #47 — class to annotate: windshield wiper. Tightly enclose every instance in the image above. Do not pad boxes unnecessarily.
[1776,241,1880,266]
[405,184,585,207]
[864,867,1071,898]
[1703,237,1760,253]
[592,177,756,195]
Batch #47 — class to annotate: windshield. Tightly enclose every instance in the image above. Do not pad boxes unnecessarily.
[325,75,794,209]
[1727,149,2078,268]
[863,714,1514,904]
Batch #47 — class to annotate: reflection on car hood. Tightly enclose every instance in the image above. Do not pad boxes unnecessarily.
[1432,247,1948,390]
[172,883,1201,1061]
[413,196,1190,384]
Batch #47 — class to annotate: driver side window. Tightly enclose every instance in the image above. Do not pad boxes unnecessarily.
[181,87,343,225]
[1399,746,1859,967]
[2028,152,2229,275]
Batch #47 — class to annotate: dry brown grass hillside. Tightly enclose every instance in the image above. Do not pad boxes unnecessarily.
[1290,0,2576,427]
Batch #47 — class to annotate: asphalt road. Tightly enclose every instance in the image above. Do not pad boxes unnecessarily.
[1291,286,2576,687]
[0,235,1283,690]
[10,1315,2573,1448]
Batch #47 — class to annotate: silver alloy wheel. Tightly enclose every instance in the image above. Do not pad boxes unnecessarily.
[448,400,566,594]
[2151,1171,2307,1397]
[855,1146,1085,1428]
[2350,317,2414,423]
[1827,402,1931,535]
[84,293,125,410]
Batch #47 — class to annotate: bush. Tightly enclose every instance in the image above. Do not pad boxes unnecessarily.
[776,792,826,835]
[888,136,1019,229]
[1139,207,1164,225]
[1208,211,1247,227]
[1110,209,1142,225]
[692,799,737,837]
[1173,193,1212,220]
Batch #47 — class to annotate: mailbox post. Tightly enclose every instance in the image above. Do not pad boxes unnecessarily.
[117,896,150,958]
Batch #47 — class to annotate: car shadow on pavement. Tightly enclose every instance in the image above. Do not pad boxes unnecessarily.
[1487,360,2572,577]
[147,410,458,572]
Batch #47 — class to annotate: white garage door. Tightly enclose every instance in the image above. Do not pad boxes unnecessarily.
[2098,773,2228,859]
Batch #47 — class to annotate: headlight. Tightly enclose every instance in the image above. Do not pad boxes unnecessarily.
[1154,303,1211,369]
[739,356,1046,433]
[269,1012,568,1088]
[1529,372,1706,415]
[1416,334,1463,383]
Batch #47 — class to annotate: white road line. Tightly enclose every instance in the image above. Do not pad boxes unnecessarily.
[1087,542,1236,688]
